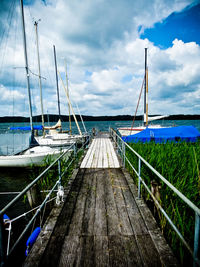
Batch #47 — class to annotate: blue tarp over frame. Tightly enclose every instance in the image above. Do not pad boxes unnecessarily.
[122,126,200,143]
[9,125,43,131]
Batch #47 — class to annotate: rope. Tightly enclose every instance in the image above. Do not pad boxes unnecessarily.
[10,197,56,223]
[129,75,145,135]
[75,101,87,133]
[0,192,20,195]
[40,202,47,228]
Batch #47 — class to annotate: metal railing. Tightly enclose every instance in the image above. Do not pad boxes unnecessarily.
[0,135,90,266]
[109,127,200,266]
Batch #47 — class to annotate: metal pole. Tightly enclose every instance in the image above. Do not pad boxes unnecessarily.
[0,216,5,266]
[138,158,141,198]
[74,143,77,158]
[123,141,125,168]
[193,212,200,267]
[144,48,147,126]
[65,61,72,135]
[53,45,61,120]
[58,159,61,185]
[34,20,45,132]
[20,0,33,134]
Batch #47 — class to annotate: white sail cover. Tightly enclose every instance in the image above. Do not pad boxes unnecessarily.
[44,119,62,130]
[147,115,168,122]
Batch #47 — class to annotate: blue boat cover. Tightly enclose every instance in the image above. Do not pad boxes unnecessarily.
[9,125,43,131]
[122,126,200,143]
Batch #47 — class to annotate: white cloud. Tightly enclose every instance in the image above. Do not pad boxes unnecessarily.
[0,0,199,117]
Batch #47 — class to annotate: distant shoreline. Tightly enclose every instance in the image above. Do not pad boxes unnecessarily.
[0,114,200,123]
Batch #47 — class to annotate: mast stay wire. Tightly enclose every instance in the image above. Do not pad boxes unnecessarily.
[129,75,145,135]
[0,0,16,76]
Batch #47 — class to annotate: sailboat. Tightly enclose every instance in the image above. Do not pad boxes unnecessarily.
[0,0,70,167]
[35,45,89,148]
[118,48,200,143]
[118,48,169,137]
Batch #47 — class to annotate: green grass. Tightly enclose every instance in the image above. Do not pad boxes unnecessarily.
[125,141,200,265]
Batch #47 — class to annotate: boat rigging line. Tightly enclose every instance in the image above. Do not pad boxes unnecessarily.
[129,75,145,135]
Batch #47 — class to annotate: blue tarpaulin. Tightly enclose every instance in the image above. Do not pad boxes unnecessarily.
[122,126,200,143]
[9,125,43,131]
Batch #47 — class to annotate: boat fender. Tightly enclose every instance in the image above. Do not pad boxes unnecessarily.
[2,214,11,230]
[25,227,41,256]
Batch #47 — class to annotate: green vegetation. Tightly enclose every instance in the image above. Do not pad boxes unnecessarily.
[125,141,200,265]
[29,148,84,191]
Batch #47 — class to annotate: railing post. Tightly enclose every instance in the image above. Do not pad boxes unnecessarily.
[0,215,5,266]
[138,158,141,199]
[193,212,200,267]
[74,143,77,158]
[58,158,61,185]
[123,141,125,168]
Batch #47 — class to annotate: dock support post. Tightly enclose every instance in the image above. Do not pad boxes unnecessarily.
[0,215,5,267]
[193,212,200,267]
[138,158,141,199]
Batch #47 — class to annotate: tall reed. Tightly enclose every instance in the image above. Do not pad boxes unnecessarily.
[125,141,200,265]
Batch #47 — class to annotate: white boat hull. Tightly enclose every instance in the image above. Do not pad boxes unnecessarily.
[35,133,89,147]
[118,124,164,136]
[0,146,70,167]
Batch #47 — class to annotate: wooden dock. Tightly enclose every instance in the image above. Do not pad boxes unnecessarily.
[81,133,120,168]
[24,134,178,267]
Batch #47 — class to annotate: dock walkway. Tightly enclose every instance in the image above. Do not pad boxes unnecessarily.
[24,133,178,266]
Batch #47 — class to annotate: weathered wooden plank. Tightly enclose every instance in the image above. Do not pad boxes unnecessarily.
[85,139,97,168]
[104,169,121,235]
[58,235,83,267]
[65,169,90,236]
[115,168,149,236]
[106,139,115,168]
[92,139,101,168]
[97,138,103,168]
[135,234,162,267]
[149,229,180,267]
[109,169,133,235]
[108,235,143,266]
[80,139,96,168]
[80,236,95,266]
[107,138,120,168]
[93,169,107,236]
[81,169,97,235]
[102,138,109,168]
[94,236,109,266]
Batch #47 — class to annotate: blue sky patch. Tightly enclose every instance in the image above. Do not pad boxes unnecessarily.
[140,3,200,48]
[121,74,133,83]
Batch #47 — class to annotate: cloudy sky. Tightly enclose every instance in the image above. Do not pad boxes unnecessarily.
[0,0,199,118]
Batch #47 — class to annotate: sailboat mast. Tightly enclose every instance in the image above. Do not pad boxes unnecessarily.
[144,48,148,126]
[34,20,45,131]
[65,61,72,135]
[20,0,33,133]
[53,45,61,120]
